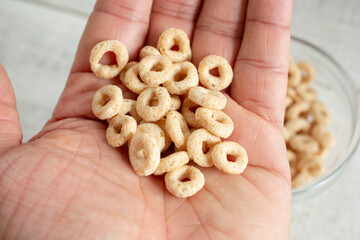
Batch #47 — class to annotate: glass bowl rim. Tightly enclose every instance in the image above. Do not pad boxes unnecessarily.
[290,36,360,196]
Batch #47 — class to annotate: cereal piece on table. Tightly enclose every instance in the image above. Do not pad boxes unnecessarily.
[154,151,190,175]
[136,87,171,122]
[211,141,248,174]
[119,61,138,83]
[198,55,233,91]
[92,85,123,120]
[298,62,316,83]
[123,64,148,94]
[166,110,190,149]
[155,118,172,152]
[291,170,312,189]
[139,46,161,61]
[195,108,234,138]
[137,123,166,151]
[188,86,227,110]
[90,40,129,79]
[157,28,191,63]
[187,128,221,167]
[182,97,202,128]
[165,165,205,198]
[288,62,301,87]
[138,55,173,85]
[163,61,199,95]
[285,101,311,121]
[310,101,331,126]
[288,134,319,154]
[106,115,137,147]
[129,133,160,176]
[310,124,335,148]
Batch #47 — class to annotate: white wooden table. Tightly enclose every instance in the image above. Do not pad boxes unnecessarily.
[0,0,359,239]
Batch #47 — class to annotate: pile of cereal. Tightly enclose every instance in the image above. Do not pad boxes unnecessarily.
[285,58,335,189]
[90,28,248,198]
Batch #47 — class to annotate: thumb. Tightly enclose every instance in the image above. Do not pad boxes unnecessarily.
[0,63,22,154]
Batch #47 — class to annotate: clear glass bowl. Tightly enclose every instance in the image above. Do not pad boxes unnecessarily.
[290,36,360,201]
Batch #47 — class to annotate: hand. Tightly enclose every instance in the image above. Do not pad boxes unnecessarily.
[0,0,292,239]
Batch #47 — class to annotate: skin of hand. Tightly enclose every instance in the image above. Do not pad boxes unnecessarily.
[0,0,292,239]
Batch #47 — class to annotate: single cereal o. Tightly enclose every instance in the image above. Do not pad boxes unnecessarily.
[136,87,171,122]
[163,61,199,95]
[139,45,161,61]
[187,129,221,167]
[310,124,335,148]
[154,151,190,175]
[165,165,205,198]
[182,97,202,128]
[166,110,190,149]
[211,141,248,174]
[122,64,148,94]
[296,83,317,102]
[92,85,123,120]
[310,101,331,126]
[155,118,172,152]
[188,86,227,110]
[90,40,129,79]
[157,28,192,63]
[119,61,138,83]
[195,108,234,138]
[289,134,319,154]
[288,63,302,87]
[129,133,160,176]
[106,115,137,147]
[285,101,311,121]
[198,55,233,91]
[138,55,173,85]
[291,170,312,189]
[137,123,166,151]
[298,62,316,83]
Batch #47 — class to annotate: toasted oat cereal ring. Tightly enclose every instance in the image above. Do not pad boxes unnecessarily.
[163,62,199,95]
[195,108,234,138]
[188,86,226,110]
[119,61,138,83]
[136,87,171,122]
[287,87,297,99]
[139,46,161,61]
[123,64,148,94]
[198,55,233,91]
[288,63,301,87]
[187,129,221,167]
[282,127,291,142]
[310,124,335,148]
[107,98,134,123]
[106,115,137,147]
[137,123,166,151]
[138,55,173,85]
[157,28,191,63]
[297,154,322,172]
[287,149,296,162]
[166,110,190,149]
[155,118,172,152]
[211,141,248,174]
[284,118,310,137]
[296,83,317,102]
[289,134,319,154]
[129,133,160,176]
[298,62,315,83]
[154,151,190,176]
[291,170,312,189]
[165,165,205,198]
[150,94,181,111]
[310,101,331,126]
[92,85,123,120]
[90,40,129,79]
[285,101,311,121]
[181,97,201,128]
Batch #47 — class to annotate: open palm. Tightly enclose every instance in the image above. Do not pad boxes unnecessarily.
[0,0,292,239]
